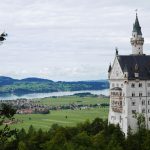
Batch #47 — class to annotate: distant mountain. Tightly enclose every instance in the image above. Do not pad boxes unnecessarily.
[0,76,17,85]
[21,77,53,83]
[0,76,109,95]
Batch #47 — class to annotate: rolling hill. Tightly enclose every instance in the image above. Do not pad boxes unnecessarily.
[0,76,109,95]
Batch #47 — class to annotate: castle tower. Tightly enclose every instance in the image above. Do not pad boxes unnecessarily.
[130,13,144,55]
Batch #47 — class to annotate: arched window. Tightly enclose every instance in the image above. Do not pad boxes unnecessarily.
[139,92,142,97]
[132,92,135,97]
[139,83,142,87]
[131,83,135,88]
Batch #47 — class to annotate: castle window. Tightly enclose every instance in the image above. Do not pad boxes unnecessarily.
[120,101,122,106]
[132,92,135,97]
[148,100,150,105]
[124,81,127,84]
[132,110,136,114]
[149,117,150,121]
[142,109,145,113]
[142,100,145,105]
[131,83,135,88]
[147,83,150,87]
[132,102,135,106]
[139,83,142,87]
[139,92,142,97]
[111,116,116,120]
[148,109,150,113]
[120,116,122,123]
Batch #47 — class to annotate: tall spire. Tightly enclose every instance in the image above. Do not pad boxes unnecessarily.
[133,13,142,35]
[115,47,118,56]
[130,12,144,55]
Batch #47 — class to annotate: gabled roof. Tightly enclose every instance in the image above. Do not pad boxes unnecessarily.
[117,55,150,80]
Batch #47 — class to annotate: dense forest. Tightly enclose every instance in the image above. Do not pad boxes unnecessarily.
[0,76,109,95]
[1,104,150,150]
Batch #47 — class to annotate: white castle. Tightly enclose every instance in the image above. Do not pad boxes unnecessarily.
[108,13,150,135]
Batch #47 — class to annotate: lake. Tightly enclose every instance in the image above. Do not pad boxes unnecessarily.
[0,89,109,100]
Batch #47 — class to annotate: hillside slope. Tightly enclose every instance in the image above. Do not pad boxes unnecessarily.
[0,76,109,95]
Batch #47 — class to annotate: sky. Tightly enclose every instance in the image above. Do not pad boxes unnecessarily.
[0,0,150,81]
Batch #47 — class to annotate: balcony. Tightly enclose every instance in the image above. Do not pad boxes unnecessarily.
[112,106,123,113]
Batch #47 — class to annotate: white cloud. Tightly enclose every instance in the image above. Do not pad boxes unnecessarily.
[0,0,149,80]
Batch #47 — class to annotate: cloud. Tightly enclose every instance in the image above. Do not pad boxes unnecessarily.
[0,0,149,80]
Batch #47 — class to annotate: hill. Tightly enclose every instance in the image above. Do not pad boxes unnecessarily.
[0,76,109,95]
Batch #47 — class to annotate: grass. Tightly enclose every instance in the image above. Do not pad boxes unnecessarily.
[12,108,109,131]
[34,96,109,106]
[10,96,109,131]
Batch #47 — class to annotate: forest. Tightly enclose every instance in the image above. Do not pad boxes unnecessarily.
[0,76,108,95]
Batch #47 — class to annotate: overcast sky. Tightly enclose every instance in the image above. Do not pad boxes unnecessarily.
[0,0,150,81]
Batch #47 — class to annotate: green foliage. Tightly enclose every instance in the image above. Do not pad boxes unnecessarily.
[18,141,28,150]
[0,103,16,119]
[133,113,146,132]
[0,103,17,149]
[0,77,108,95]
[3,117,150,150]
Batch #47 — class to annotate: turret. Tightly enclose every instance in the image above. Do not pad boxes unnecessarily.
[130,13,144,55]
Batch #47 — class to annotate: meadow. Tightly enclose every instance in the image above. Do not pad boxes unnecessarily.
[11,95,109,131]
[34,95,109,106]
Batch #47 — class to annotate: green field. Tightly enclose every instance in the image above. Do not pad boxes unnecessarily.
[10,96,109,131]
[34,96,109,106]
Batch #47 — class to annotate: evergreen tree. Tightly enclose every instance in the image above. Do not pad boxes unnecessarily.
[0,103,17,149]
[18,141,28,150]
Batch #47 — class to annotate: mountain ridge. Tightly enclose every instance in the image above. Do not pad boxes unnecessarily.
[0,76,109,95]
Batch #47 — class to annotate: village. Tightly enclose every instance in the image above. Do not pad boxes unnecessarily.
[0,94,109,114]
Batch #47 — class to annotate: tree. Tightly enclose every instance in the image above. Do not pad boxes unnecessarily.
[133,113,146,150]
[43,129,68,150]
[142,130,150,150]
[72,131,92,150]
[0,103,17,148]
[133,113,146,132]
[90,118,105,135]
[18,141,28,150]
[0,32,7,42]
[92,132,106,150]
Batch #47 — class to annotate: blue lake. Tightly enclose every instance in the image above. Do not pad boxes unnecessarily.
[0,89,109,100]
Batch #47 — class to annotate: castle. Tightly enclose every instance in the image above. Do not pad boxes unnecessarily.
[108,13,150,135]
